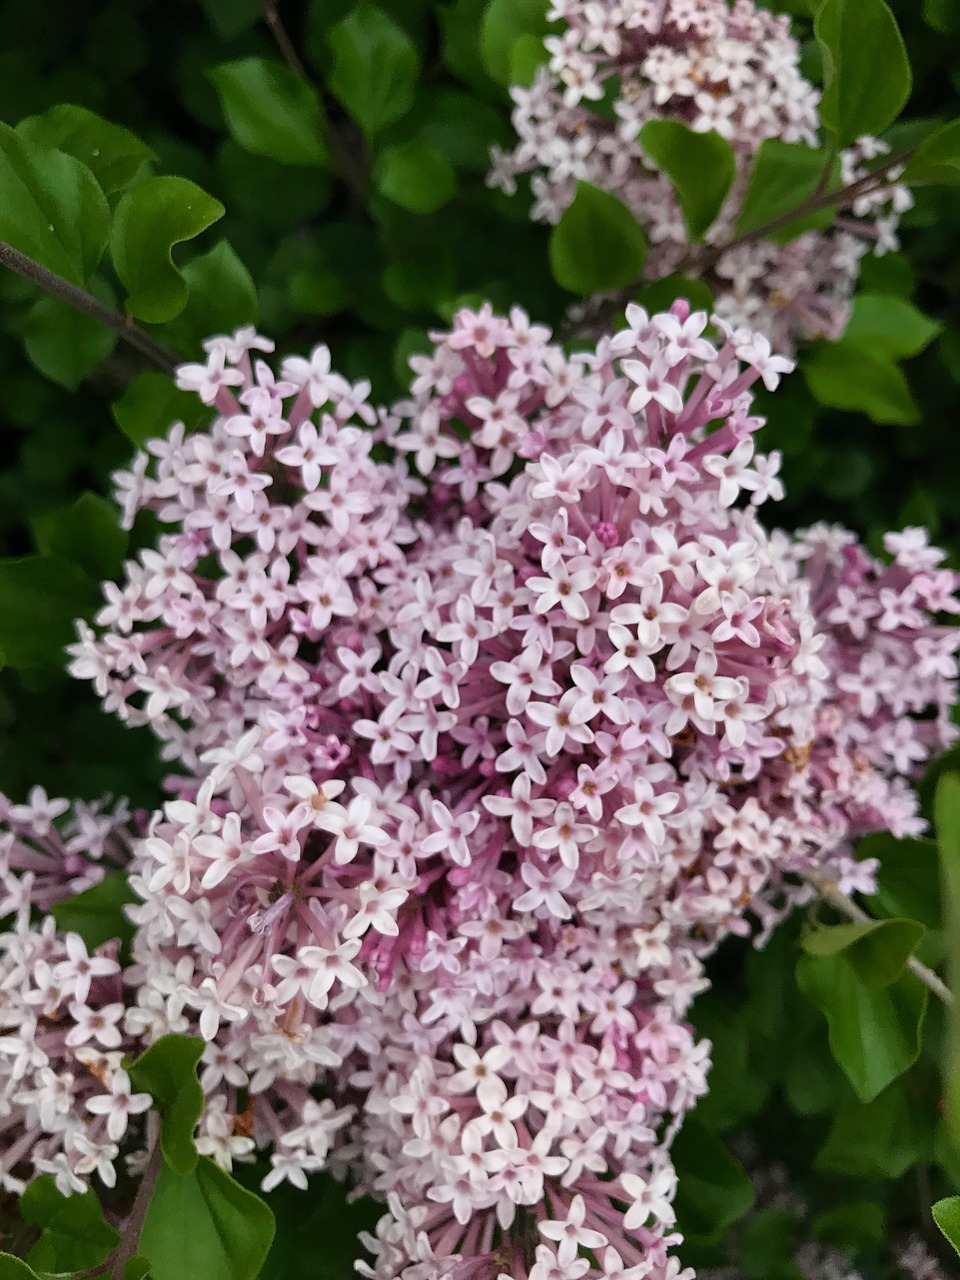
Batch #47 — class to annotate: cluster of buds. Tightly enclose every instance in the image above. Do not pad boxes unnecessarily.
[489,0,911,351]
[0,308,954,1280]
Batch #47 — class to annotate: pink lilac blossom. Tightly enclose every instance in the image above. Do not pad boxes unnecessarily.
[488,0,911,351]
[0,312,955,1280]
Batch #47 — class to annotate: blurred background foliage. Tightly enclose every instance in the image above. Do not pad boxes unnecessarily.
[0,0,959,1274]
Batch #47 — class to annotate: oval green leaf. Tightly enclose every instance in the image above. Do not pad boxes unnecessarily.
[110,176,225,323]
[548,181,647,296]
[139,1157,275,1280]
[815,0,912,144]
[640,120,736,241]
[208,58,330,168]
[328,4,419,137]
[0,122,110,286]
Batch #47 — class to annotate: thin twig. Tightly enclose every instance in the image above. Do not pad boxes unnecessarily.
[562,145,919,344]
[257,0,370,199]
[801,869,954,1007]
[110,1141,165,1280]
[259,0,306,78]
[0,241,179,375]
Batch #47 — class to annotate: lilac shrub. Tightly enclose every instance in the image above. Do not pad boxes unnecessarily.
[0,308,956,1279]
[489,0,911,350]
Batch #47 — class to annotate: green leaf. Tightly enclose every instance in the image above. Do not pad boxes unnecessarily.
[111,371,209,449]
[796,950,927,1101]
[328,4,419,137]
[0,555,95,668]
[125,1258,152,1280]
[635,274,714,317]
[902,119,960,186]
[811,1202,886,1252]
[639,120,735,241]
[935,772,960,1158]
[22,1176,118,1273]
[672,1117,755,1244]
[51,870,138,952]
[139,1157,275,1280]
[818,1081,933,1177]
[549,181,646,295]
[17,104,156,196]
[741,1210,803,1280]
[161,240,258,356]
[815,0,911,145]
[0,121,110,286]
[374,140,456,213]
[801,918,926,989]
[858,832,942,928]
[803,342,919,425]
[110,176,225,324]
[127,1034,205,1175]
[34,491,128,581]
[22,293,117,390]
[198,0,260,38]
[208,58,330,168]
[843,294,940,359]
[934,1197,960,1257]
[480,0,550,85]
[735,139,838,242]
[0,1257,41,1280]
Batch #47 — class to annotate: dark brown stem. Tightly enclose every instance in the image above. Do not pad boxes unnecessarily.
[259,0,307,78]
[257,0,369,199]
[706,145,918,267]
[109,1141,165,1280]
[561,145,918,344]
[0,241,179,375]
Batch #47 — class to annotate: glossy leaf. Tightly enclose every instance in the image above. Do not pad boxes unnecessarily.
[139,1156,275,1280]
[110,176,225,323]
[858,832,942,928]
[548,181,646,295]
[800,918,926,989]
[933,1197,960,1257]
[803,342,919,425]
[22,1176,118,1273]
[815,0,912,144]
[327,5,419,137]
[22,293,117,389]
[17,103,155,196]
[480,0,551,85]
[935,772,960,1157]
[162,240,258,356]
[811,1202,886,1252]
[111,370,209,449]
[796,951,927,1101]
[127,1034,205,1174]
[843,294,940,358]
[34,491,128,581]
[0,555,95,668]
[639,120,736,240]
[902,119,960,185]
[672,1117,755,1244]
[51,870,138,953]
[209,58,330,168]
[374,140,456,213]
[0,121,110,285]
[735,139,838,242]
[817,1081,934,1177]
[0,1258,41,1280]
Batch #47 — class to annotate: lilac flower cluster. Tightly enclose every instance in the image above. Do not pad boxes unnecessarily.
[1,309,955,1280]
[488,0,911,350]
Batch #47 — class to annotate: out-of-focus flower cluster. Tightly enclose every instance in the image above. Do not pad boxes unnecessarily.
[488,0,912,350]
[1,309,956,1280]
